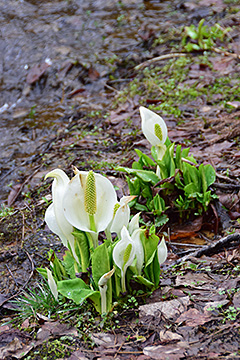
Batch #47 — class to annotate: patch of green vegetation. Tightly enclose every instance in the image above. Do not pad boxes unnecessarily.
[181,19,232,52]
[24,339,72,360]
[207,302,240,323]
[0,204,15,218]
[114,53,240,118]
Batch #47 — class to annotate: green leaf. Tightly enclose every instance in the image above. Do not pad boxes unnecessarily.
[49,251,68,281]
[175,144,182,170]
[199,164,216,192]
[188,165,201,192]
[184,182,199,196]
[62,250,80,279]
[135,149,156,167]
[126,176,140,197]
[116,167,159,185]
[141,231,159,266]
[92,243,112,313]
[57,278,101,313]
[133,275,154,288]
[73,229,90,272]
[37,267,48,280]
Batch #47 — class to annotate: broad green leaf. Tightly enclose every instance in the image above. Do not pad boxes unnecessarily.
[92,243,112,313]
[132,161,143,170]
[37,267,48,280]
[199,164,216,192]
[73,229,90,272]
[92,243,110,287]
[133,275,154,288]
[57,278,101,313]
[62,250,80,279]
[116,167,159,185]
[49,251,67,281]
[126,176,140,196]
[152,251,161,287]
[135,149,156,167]
[188,165,201,192]
[141,231,159,266]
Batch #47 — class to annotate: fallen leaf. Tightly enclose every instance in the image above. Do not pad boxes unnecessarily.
[139,296,190,321]
[176,308,211,326]
[143,342,189,360]
[26,62,50,84]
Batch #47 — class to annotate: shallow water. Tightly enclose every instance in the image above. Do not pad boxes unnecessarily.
[0,0,184,201]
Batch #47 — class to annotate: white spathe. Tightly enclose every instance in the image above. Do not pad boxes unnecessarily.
[63,170,117,234]
[112,226,136,292]
[139,106,168,147]
[157,237,168,265]
[46,268,58,301]
[45,169,75,249]
[131,228,144,275]
[110,196,135,237]
[128,212,141,235]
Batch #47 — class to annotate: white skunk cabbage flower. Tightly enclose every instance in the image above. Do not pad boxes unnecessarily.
[128,212,141,235]
[46,268,58,301]
[157,237,168,265]
[131,228,144,275]
[44,169,78,262]
[140,106,168,161]
[140,106,168,147]
[98,268,115,314]
[113,226,136,292]
[110,196,135,237]
[63,169,117,238]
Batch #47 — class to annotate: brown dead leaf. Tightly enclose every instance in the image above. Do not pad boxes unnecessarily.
[26,62,50,84]
[170,216,203,241]
[139,296,190,321]
[159,330,183,343]
[7,184,23,206]
[36,321,78,341]
[68,350,89,360]
[176,308,211,326]
[143,342,189,360]
[88,66,100,81]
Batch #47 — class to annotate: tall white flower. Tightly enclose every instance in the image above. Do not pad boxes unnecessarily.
[98,268,115,314]
[128,212,141,235]
[109,196,135,238]
[140,106,168,147]
[44,169,78,261]
[157,237,168,265]
[131,228,144,275]
[113,226,136,292]
[63,169,117,242]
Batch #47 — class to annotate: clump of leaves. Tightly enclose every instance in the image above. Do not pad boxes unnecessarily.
[181,19,232,52]
[117,107,217,227]
[117,141,216,226]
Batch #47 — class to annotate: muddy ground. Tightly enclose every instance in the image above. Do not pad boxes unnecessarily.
[0,0,240,359]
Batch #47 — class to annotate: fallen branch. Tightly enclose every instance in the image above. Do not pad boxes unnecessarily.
[165,232,240,270]
[134,53,187,71]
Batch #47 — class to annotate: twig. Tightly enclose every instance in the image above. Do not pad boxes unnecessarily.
[165,232,240,270]
[5,264,20,287]
[212,47,240,60]
[213,183,240,190]
[0,250,35,307]
[134,53,187,70]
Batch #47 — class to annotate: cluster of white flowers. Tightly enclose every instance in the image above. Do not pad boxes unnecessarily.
[45,107,168,309]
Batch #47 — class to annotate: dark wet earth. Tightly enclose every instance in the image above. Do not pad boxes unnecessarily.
[0,0,186,202]
[1,0,232,203]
